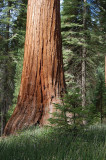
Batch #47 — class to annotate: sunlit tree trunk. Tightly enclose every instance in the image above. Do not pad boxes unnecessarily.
[4,0,65,135]
[82,0,86,108]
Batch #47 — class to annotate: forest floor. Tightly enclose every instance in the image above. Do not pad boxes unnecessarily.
[0,125,106,160]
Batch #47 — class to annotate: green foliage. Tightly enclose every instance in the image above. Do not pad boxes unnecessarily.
[92,67,106,123]
[5,0,27,121]
[61,0,84,86]
[0,0,27,133]
[0,0,18,135]
[61,0,106,112]
[0,0,106,136]
[0,126,106,160]
[49,87,99,132]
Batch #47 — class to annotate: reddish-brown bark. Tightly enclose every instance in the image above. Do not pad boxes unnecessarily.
[4,0,65,135]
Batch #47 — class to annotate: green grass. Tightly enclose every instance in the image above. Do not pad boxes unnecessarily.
[0,125,106,160]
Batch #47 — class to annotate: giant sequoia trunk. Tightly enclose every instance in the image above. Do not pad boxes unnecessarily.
[4,0,65,135]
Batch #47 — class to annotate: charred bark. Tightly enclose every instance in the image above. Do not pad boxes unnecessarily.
[4,0,65,135]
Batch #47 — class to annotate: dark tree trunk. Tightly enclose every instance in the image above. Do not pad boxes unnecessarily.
[0,0,11,136]
[4,0,65,135]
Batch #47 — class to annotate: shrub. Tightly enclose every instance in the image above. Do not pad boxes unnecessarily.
[49,88,99,132]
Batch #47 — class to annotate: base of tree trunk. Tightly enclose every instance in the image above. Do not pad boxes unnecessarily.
[4,0,65,136]
[4,97,62,135]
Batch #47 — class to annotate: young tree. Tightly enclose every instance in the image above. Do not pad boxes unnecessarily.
[4,0,65,135]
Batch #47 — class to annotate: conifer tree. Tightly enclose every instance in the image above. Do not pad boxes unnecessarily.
[0,0,22,135]
[61,0,83,88]
[61,0,105,106]
[0,0,14,135]
[6,0,27,122]
[4,0,65,135]
[93,68,106,123]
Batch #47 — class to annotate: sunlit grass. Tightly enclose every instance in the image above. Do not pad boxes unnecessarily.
[0,125,106,160]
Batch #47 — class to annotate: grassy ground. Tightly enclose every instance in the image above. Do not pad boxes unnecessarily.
[0,125,106,160]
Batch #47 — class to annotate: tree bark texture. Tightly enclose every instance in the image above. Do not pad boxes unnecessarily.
[4,0,65,135]
[82,48,86,107]
[82,0,86,108]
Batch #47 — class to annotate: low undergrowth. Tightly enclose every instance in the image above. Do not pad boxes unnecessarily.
[0,125,106,160]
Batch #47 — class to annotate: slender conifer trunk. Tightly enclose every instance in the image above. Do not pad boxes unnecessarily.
[82,0,86,107]
[0,1,11,136]
[4,0,65,135]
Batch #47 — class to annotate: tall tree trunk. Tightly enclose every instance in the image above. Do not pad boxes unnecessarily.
[4,0,65,135]
[82,0,86,107]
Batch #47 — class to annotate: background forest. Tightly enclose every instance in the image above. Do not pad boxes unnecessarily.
[0,0,106,136]
[0,1,106,160]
